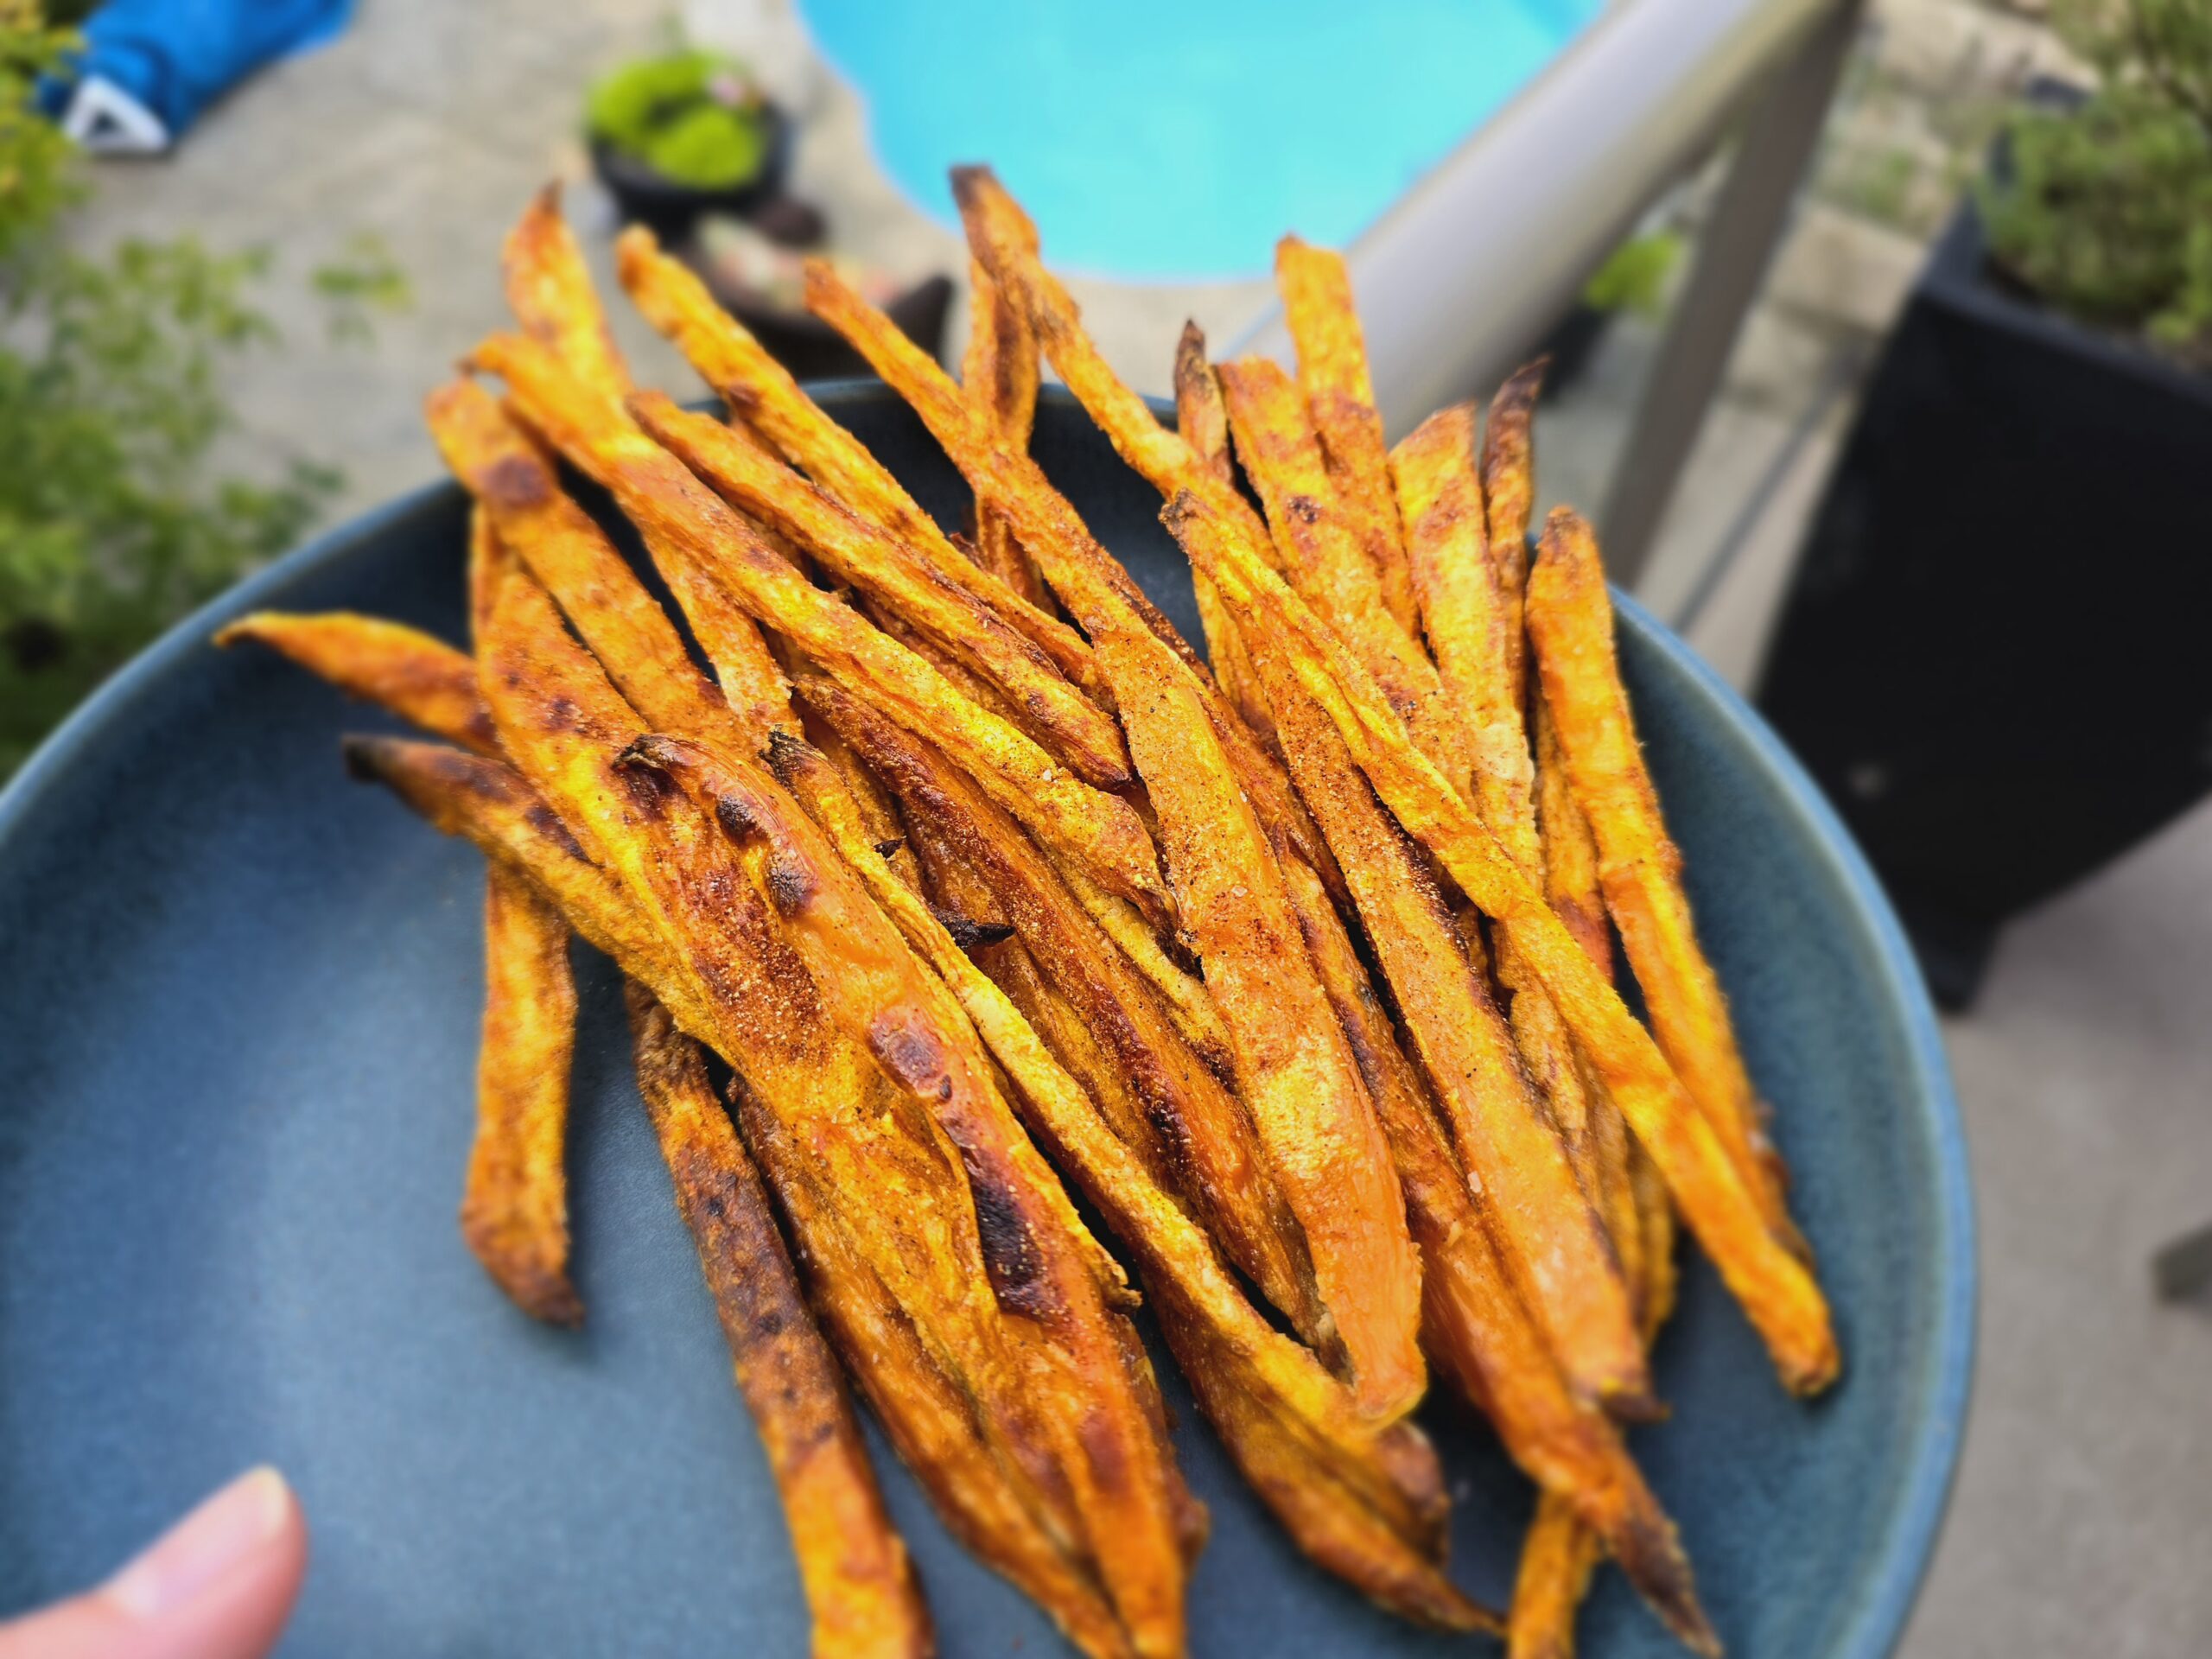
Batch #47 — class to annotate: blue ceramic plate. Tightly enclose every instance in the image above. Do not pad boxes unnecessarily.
[0,386,1971,1656]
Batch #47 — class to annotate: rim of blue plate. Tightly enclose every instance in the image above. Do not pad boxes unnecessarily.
[0,381,1975,1659]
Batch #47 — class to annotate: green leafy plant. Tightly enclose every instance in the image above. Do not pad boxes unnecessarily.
[1581,230,1682,317]
[586,48,769,190]
[1980,0,2212,365]
[0,7,407,778]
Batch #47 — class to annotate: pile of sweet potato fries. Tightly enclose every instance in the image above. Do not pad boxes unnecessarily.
[219,170,1834,1659]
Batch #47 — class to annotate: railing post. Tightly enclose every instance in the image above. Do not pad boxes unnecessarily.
[1597,0,1866,589]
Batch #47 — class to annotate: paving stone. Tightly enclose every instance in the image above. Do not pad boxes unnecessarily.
[1867,0,2089,99]
[1895,798,2212,1659]
[1721,305,1849,413]
[1766,200,1929,337]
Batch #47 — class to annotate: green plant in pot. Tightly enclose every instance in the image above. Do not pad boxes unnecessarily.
[1978,0,2212,368]
[586,48,790,241]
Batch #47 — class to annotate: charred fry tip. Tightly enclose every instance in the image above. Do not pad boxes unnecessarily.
[613,732,688,779]
[340,733,389,782]
[929,906,1016,950]
[1159,488,1201,537]
[761,725,814,766]
[1540,502,1585,542]
[1494,356,1550,413]
[519,177,562,223]
[461,1230,584,1327]
[341,731,470,791]
[1604,1384,1668,1424]
[1611,1521,1720,1656]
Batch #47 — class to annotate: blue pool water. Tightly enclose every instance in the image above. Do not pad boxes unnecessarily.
[802,0,1605,282]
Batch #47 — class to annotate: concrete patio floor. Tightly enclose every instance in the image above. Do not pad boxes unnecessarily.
[53,0,2212,1650]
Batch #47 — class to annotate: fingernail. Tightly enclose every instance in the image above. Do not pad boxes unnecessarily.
[105,1467,295,1619]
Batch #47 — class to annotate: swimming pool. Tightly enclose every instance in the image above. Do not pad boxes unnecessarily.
[801,0,1606,283]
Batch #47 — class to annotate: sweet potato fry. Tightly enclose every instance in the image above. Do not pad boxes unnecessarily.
[1481,360,1545,707]
[214,611,497,754]
[1211,560,1647,1414]
[1273,236,1420,634]
[1632,1139,1680,1338]
[795,259,1346,911]
[1217,356,1468,788]
[502,181,630,406]
[1279,852,1713,1651]
[1535,700,1612,978]
[628,390,1130,789]
[612,226,1092,689]
[347,734,1130,1655]
[1031,842,1236,1083]
[1389,404,1529,850]
[963,257,1050,607]
[622,733,1191,1659]
[1525,508,1802,1256]
[798,675,1316,1338]
[427,378,792,741]
[946,168,1347,846]
[1167,488,1837,1396]
[474,565,1173,1653]
[626,985,934,1659]
[1508,1497,1604,1659]
[917,203,1346,903]
[1387,404,1627,1310]
[1154,1284,1474,1631]
[219,596,590,1327]
[760,729,1484,1624]
[1534,698,1645,1309]
[460,511,586,1326]
[462,855,582,1323]
[737,1095,1142,1659]
[801,703,924,895]
[801,260,1421,1415]
[950,173,1281,590]
[1173,324,1278,754]
[341,738,736,1065]
[1507,705,1680,1659]
[735,1091,1142,1659]
[1093,601,1424,1420]
[470,332,1173,929]
[1173,322,1235,492]
[953,169,1224,524]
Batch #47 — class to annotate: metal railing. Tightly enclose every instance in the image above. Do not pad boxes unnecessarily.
[1232,0,1865,588]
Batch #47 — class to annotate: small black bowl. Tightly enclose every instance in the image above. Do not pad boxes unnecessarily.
[589,102,792,244]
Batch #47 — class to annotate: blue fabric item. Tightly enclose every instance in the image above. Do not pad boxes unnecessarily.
[40,0,354,141]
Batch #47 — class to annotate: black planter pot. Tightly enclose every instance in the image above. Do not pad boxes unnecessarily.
[1756,191,2212,1007]
[590,102,792,244]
